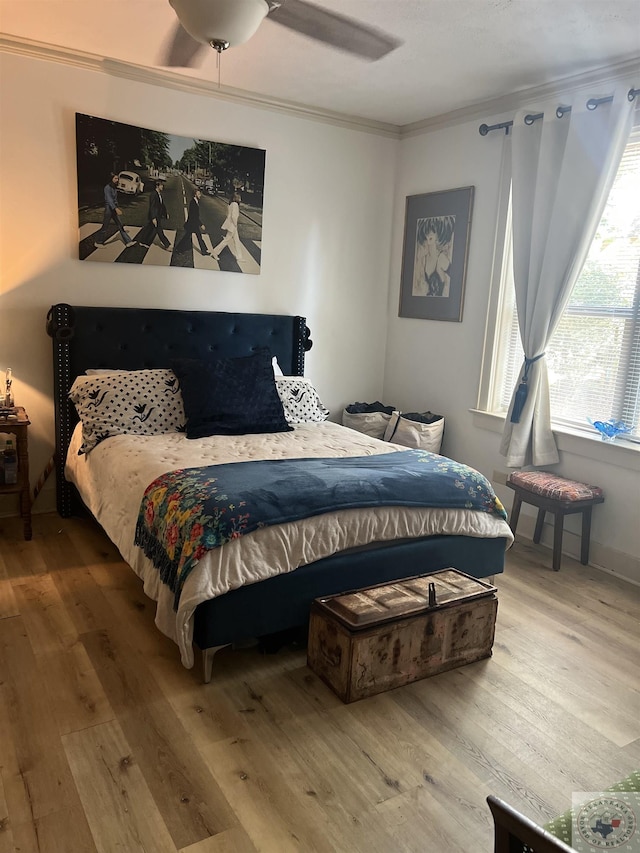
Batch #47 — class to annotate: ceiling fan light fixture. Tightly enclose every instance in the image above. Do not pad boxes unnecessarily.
[168,0,270,48]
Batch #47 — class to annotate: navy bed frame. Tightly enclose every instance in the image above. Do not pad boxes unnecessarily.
[47,304,507,669]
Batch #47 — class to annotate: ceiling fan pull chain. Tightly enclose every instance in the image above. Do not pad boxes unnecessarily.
[208,38,228,88]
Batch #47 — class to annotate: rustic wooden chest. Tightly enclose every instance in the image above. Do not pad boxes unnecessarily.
[307,569,498,703]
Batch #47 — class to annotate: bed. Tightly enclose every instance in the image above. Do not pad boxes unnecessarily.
[47,303,513,681]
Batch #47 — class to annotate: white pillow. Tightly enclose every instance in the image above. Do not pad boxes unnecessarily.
[275,376,329,424]
[69,369,186,454]
[272,356,284,377]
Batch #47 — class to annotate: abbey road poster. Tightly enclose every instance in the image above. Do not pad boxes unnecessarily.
[76,113,265,274]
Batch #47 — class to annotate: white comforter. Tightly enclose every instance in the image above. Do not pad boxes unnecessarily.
[65,421,513,667]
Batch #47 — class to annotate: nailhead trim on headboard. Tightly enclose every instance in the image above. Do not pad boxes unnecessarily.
[50,303,75,516]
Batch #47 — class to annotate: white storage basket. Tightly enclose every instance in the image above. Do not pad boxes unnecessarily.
[383,411,445,454]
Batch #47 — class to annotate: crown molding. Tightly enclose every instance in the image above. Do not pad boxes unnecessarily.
[400,55,640,138]
[0,32,105,72]
[2,33,638,140]
[102,57,400,138]
[0,33,400,139]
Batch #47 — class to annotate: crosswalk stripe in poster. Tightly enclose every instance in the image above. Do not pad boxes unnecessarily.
[76,113,265,275]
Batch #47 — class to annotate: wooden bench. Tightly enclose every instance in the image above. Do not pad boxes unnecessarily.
[506,471,604,572]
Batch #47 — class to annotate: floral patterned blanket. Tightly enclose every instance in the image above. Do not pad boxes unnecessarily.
[134,450,507,609]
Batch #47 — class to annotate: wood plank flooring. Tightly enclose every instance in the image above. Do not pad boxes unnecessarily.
[0,512,638,852]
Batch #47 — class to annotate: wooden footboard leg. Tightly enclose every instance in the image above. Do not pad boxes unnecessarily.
[202,645,228,684]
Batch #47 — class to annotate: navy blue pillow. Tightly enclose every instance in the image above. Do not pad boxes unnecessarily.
[171,349,292,439]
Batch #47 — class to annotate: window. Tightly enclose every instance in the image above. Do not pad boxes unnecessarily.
[488,126,640,442]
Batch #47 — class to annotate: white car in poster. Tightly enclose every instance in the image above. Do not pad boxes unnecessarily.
[118,171,144,194]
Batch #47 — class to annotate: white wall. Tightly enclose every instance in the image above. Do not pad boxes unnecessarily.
[385,119,504,451]
[0,52,398,513]
[384,87,640,583]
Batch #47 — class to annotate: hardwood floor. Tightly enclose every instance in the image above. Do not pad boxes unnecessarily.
[0,512,638,852]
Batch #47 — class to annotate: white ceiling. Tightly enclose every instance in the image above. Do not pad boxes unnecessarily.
[1,0,639,126]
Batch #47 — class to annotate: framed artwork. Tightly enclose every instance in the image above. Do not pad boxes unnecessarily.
[75,113,266,274]
[398,186,474,321]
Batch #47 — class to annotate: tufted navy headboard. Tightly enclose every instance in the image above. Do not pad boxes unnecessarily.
[47,304,312,517]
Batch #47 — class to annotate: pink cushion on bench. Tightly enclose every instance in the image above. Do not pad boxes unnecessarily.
[507,471,603,502]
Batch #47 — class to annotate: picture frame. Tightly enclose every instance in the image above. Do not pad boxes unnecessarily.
[75,113,265,274]
[399,186,474,321]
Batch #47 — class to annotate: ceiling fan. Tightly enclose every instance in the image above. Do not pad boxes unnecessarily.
[160,0,402,67]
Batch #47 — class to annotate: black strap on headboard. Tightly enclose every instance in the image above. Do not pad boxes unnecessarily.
[47,304,311,517]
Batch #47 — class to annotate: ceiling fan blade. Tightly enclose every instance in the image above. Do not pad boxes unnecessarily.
[268,0,402,61]
[158,20,209,67]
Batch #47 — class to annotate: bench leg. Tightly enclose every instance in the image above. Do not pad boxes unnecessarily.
[552,511,564,572]
[581,507,593,565]
[533,508,546,544]
[509,494,522,535]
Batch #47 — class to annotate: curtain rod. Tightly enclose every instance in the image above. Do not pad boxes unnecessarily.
[479,87,639,136]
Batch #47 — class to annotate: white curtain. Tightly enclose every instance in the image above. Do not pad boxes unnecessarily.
[500,85,636,468]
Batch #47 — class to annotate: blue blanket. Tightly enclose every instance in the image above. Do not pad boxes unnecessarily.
[134,449,507,608]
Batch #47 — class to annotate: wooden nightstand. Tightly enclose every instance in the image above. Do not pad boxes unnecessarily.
[0,407,32,540]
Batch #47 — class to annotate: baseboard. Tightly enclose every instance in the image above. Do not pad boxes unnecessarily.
[514,512,640,587]
[0,482,56,520]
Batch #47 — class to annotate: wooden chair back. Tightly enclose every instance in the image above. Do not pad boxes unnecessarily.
[488,795,576,853]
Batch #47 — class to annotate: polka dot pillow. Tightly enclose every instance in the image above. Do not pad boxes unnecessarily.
[275,376,329,424]
[69,369,186,454]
